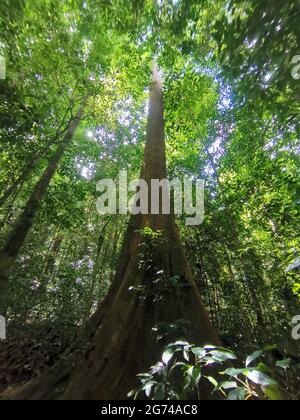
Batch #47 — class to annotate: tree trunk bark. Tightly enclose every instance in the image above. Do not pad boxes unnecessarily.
[5,69,219,400]
[0,99,87,311]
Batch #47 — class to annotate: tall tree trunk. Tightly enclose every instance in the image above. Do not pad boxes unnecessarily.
[0,99,87,311]
[6,68,219,400]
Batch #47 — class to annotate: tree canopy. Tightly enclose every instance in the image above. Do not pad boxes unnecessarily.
[0,0,299,401]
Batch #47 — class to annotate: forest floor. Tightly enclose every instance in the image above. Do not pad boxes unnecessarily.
[1,322,300,399]
[0,322,78,393]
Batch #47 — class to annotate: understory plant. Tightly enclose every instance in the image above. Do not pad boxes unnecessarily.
[129,341,294,400]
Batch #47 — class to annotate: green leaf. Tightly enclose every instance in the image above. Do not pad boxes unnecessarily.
[141,380,157,397]
[191,365,202,385]
[246,350,263,367]
[223,368,247,377]
[191,347,206,358]
[183,346,190,361]
[264,384,289,401]
[275,359,291,370]
[287,257,300,272]
[257,362,273,374]
[183,372,192,391]
[219,381,238,390]
[127,389,138,399]
[205,357,219,365]
[210,349,237,362]
[162,348,175,365]
[228,387,246,400]
[183,365,199,390]
[173,340,190,347]
[151,362,165,375]
[203,345,218,350]
[244,370,277,386]
[206,376,219,389]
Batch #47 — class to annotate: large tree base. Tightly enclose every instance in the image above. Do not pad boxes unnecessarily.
[3,217,220,400]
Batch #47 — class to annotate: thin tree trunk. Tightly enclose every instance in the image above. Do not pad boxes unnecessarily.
[6,68,219,400]
[0,147,47,208]
[197,254,216,327]
[0,96,78,208]
[84,219,111,322]
[44,235,63,276]
[0,99,87,311]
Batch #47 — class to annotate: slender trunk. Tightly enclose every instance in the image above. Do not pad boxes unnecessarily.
[196,254,216,327]
[0,97,76,209]
[0,146,47,208]
[84,219,111,322]
[0,99,87,311]
[108,220,123,283]
[44,235,63,276]
[207,152,266,327]
[7,68,219,400]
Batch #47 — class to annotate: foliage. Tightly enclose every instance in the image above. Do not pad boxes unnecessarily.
[0,0,299,398]
[129,340,296,400]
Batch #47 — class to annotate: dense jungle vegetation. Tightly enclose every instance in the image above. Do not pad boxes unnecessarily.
[0,0,299,400]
